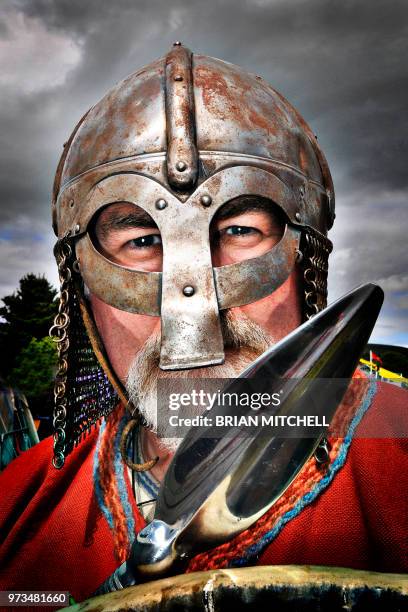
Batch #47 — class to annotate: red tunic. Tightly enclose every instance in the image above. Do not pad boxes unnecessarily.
[0,380,407,604]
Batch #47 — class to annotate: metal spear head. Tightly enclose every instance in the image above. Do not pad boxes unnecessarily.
[128,283,383,578]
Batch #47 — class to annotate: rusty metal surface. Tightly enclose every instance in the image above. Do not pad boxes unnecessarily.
[54,46,334,237]
[71,168,301,369]
[214,225,300,309]
[75,235,161,315]
[59,58,166,187]
[73,172,225,370]
[52,44,336,371]
[76,223,299,315]
[193,55,320,176]
[58,166,303,238]
[165,43,198,191]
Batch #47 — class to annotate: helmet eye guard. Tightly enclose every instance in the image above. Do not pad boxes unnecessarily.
[63,166,302,370]
[89,196,284,273]
[90,202,163,273]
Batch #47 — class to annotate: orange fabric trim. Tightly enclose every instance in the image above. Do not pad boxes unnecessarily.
[97,405,131,563]
[186,370,369,572]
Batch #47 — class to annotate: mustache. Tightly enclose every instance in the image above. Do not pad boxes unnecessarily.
[125,311,273,449]
[128,310,272,386]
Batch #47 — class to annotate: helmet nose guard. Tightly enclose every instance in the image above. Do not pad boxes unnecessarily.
[53,43,334,371]
[72,168,301,370]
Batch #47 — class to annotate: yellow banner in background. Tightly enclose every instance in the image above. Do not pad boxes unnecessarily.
[359,359,408,384]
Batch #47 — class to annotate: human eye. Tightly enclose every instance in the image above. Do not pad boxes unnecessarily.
[224,225,259,237]
[92,202,163,271]
[128,234,162,249]
[117,229,162,270]
[210,207,284,266]
[217,224,262,248]
[96,227,162,271]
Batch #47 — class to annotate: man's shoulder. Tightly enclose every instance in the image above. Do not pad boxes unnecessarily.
[347,380,408,493]
[0,436,55,537]
[0,435,53,487]
[0,427,100,524]
[356,379,407,438]
[373,379,407,403]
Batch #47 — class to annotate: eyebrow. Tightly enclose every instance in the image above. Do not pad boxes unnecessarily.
[97,209,157,239]
[96,197,283,239]
[213,197,283,223]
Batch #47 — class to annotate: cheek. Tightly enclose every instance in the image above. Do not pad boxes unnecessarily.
[231,269,302,342]
[89,293,160,382]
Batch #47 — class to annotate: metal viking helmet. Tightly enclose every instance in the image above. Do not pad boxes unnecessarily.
[50,43,334,467]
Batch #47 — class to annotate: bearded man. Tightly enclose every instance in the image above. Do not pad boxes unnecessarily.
[0,44,407,603]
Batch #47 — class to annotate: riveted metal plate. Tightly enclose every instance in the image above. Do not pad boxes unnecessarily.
[72,167,300,369]
[165,45,198,191]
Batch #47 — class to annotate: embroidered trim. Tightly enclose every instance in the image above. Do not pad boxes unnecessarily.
[230,378,378,567]
[92,374,377,569]
[92,419,113,529]
[113,416,136,545]
[186,374,377,572]
[93,407,137,562]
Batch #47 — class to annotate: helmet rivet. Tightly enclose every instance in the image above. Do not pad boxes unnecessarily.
[173,41,182,46]
[155,198,167,210]
[200,195,212,207]
[74,224,80,234]
[176,160,187,172]
[183,285,195,297]
[174,75,183,82]
[295,212,302,222]
[69,200,74,208]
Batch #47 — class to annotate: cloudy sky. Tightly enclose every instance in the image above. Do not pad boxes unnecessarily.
[0,0,407,346]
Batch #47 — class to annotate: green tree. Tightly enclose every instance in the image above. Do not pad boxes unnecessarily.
[0,274,58,380]
[9,336,57,400]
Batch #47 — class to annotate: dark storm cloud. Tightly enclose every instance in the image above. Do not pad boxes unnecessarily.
[1,0,407,343]
[7,0,408,198]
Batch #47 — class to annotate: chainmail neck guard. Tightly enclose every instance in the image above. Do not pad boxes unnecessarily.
[300,226,333,321]
[50,237,119,468]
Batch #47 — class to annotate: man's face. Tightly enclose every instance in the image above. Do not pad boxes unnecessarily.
[88,197,302,385]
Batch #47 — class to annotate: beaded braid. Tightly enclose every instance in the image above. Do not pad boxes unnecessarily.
[50,251,119,468]
[96,405,134,563]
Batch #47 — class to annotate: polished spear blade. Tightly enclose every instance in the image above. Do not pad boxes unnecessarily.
[156,283,382,524]
[131,284,383,575]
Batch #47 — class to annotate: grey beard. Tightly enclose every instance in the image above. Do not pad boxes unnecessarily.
[126,310,272,453]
